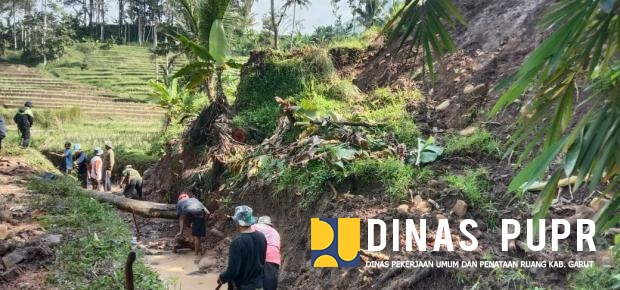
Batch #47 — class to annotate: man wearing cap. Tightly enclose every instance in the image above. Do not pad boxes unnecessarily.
[176,193,210,256]
[73,144,88,188]
[252,216,281,290]
[89,147,104,190]
[218,205,267,290]
[119,165,143,200]
[52,142,73,174]
[102,141,115,191]
[13,101,33,148]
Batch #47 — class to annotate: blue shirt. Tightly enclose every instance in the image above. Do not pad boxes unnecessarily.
[64,148,73,170]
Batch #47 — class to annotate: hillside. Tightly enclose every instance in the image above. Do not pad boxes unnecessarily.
[44,45,185,102]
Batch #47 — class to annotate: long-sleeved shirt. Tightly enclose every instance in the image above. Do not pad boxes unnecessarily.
[90,156,102,180]
[102,149,115,171]
[219,231,267,289]
[74,152,88,174]
[63,148,73,170]
[252,224,281,265]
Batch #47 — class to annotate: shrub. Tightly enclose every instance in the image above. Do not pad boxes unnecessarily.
[445,130,502,157]
[324,78,365,102]
[363,104,420,147]
[232,104,281,135]
[34,106,84,129]
[275,161,346,209]
[113,145,158,179]
[350,157,413,201]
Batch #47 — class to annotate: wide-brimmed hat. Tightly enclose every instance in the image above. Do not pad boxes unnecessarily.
[73,143,81,151]
[94,147,103,156]
[232,205,258,227]
[258,216,273,227]
[104,140,113,148]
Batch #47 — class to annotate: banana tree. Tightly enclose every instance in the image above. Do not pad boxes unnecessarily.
[149,78,205,131]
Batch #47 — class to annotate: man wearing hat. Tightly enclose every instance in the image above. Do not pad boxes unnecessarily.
[13,101,33,148]
[119,165,143,200]
[102,140,115,191]
[252,216,281,290]
[51,142,73,174]
[176,193,210,256]
[73,144,88,188]
[89,147,104,190]
[218,205,267,290]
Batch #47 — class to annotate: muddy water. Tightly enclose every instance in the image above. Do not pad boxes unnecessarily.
[144,251,219,290]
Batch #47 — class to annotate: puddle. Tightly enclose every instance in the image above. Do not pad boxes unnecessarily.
[144,251,219,290]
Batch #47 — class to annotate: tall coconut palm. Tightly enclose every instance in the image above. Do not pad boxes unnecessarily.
[285,0,310,47]
[353,0,388,28]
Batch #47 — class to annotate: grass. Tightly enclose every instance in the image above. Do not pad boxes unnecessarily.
[1,142,59,173]
[350,157,415,201]
[442,168,499,228]
[28,177,163,289]
[444,129,502,157]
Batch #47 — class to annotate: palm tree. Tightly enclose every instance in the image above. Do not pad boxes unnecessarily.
[353,0,388,29]
[285,0,310,48]
[387,0,620,232]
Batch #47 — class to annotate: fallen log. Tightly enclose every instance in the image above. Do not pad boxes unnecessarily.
[85,190,177,219]
[526,176,578,192]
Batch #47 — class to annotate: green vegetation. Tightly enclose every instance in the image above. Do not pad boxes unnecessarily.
[569,262,620,290]
[444,129,502,157]
[442,168,491,205]
[277,161,346,208]
[350,157,414,201]
[28,177,163,289]
[1,142,59,173]
[44,45,179,101]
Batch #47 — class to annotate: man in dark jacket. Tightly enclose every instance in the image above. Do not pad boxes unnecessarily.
[218,205,267,290]
[73,144,88,188]
[13,101,33,148]
[0,115,7,151]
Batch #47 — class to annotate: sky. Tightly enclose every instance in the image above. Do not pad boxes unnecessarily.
[252,1,354,34]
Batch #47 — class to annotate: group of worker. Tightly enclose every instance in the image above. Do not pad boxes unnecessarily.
[52,140,143,199]
[176,193,281,290]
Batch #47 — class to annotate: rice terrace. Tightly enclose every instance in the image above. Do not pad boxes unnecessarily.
[0,0,619,290]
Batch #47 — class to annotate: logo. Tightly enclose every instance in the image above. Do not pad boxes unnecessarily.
[310,218,360,267]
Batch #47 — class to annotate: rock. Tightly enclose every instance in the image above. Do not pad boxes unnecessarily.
[475,219,488,231]
[472,230,483,239]
[452,200,468,218]
[463,83,486,95]
[397,204,410,214]
[1,267,20,282]
[414,201,432,213]
[42,234,62,247]
[435,100,450,111]
[2,251,25,268]
[436,214,448,221]
[0,224,8,240]
[458,126,478,136]
[0,240,12,256]
[0,211,12,223]
[589,197,610,212]
[198,257,216,271]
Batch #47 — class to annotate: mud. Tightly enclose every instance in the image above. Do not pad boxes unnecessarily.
[144,252,219,290]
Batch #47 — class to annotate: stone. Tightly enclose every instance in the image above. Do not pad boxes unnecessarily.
[0,211,12,223]
[397,204,410,214]
[0,224,8,240]
[458,126,478,136]
[42,234,62,247]
[472,230,483,239]
[475,219,488,231]
[436,214,448,221]
[452,200,468,218]
[463,83,486,95]
[0,240,12,256]
[2,251,25,268]
[1,267,20,282]
[435,100,450,111]
[198,257,216,271]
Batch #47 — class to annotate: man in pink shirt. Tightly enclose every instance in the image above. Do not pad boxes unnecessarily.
[252,216,281,290]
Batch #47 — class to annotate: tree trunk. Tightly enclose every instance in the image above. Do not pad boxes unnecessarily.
[11,0,16,49]
[43,0,47,66]
[85,190,178,219]
[119,0,124,43]
[89,0,94,36]
[100,0,105,41]
[270,0,278,50]
[290,2,296,49]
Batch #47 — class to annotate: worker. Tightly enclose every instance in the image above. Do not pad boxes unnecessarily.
[252,216,281,290]
[13,101,33,148]
[51,142,73,174]
[120,165,143,200]
[89,147,103,190]
[218,205,267,290]
[0,115,6,151]
[176,193,210,256]
[73,144,88,188]
[102,141,115,192]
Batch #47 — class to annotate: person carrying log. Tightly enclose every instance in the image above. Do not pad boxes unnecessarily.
[51,142,73,174]
[119,165,143,200]
[13,101,33,148]
[176,193,210,256]
[73,144,88,188]
[218,205,267,290]
[251,216,281,290]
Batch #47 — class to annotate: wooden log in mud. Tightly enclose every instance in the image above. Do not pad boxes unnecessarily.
[86,190,177,219]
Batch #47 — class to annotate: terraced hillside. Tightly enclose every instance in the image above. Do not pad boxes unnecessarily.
[45,45,185,101]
